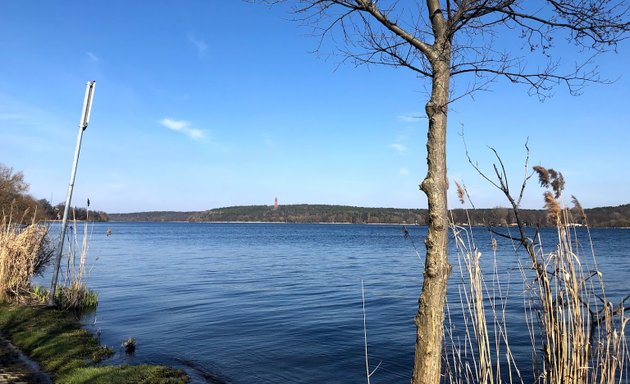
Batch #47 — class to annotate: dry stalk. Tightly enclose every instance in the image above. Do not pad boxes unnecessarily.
[444,183,524,384]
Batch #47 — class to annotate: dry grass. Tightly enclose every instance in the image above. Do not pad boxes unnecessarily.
[0,217,51,303]
[523,198,628,384]
[55,213,98,311]
[0,203,97,310]
[444,223,523,384]
[443,175,628,384]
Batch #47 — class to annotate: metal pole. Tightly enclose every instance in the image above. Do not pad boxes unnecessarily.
[48,81,96,306]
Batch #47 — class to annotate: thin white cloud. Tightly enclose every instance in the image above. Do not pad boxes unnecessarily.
[397,114,423,123]
[0,93,68,136]
[160,118,205,140]
[87,52,99,62]
[389,143,408,154]
[187,33,208,57]
[399,168,410,176]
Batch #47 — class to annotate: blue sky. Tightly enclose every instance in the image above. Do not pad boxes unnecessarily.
[1,1,628,213]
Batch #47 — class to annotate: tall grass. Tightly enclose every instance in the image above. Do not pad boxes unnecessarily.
[0,211,52,303]
[443,223,523,384]
[55,209,98,311]
[443,166,628,384]
[0,201,98,310]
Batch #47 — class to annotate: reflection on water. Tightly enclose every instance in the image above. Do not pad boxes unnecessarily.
[41,223,629,383]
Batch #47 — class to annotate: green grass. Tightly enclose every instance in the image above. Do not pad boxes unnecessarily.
[0,302,189,383]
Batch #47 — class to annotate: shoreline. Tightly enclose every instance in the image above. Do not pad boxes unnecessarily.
[0,303,189,384]
[0,332,51,384]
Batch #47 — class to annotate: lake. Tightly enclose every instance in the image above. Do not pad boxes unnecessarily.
[42,223,629,383]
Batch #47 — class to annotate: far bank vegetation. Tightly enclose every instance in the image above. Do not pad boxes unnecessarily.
[1,162,108,223]
[108,204,630,227]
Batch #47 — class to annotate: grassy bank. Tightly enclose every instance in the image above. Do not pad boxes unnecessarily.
[0,303,189,384]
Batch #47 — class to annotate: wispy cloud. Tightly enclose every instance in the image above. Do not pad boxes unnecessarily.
[399,168,410,176]
[397,113,423,123]
[0,95,71,155]
[160,118,205,140]
[389,143,408,154]
[187,33,208,57]
[0,93,68,136]
[87,52,99,62]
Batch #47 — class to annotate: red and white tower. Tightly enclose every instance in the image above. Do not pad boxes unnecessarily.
[274,196,278,210]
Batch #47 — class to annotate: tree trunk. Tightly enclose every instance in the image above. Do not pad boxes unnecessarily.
[412,56,451,384]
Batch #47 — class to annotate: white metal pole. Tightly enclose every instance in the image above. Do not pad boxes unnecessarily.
[48,81,96,306]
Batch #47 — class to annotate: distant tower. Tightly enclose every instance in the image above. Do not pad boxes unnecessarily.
[274,196,278,210]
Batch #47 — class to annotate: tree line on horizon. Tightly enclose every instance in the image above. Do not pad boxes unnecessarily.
[3,163,628,227]
[1,163,108,224]
[107,203,630,227]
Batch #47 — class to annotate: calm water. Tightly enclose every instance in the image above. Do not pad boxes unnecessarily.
[43,223,629,383]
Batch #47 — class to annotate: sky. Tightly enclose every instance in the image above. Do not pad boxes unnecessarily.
[1,1,628,213]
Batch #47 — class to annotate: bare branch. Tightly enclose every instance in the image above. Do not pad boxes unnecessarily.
[516,139,535,206]
[263,1,629,99]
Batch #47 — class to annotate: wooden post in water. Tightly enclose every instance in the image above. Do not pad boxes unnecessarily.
[48,81,96,306]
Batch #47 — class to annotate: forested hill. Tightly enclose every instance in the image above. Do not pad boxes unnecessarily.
[108,206,419,224]
[107,204,630,227]
[190,205,421,224]
[107,211,195,222]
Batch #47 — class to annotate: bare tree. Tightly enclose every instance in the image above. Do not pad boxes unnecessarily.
[0,163,42,224]
[261,1,629,383]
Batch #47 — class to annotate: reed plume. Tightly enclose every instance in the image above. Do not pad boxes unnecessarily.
[543,191,561,223]
[455,181,466,205]
[550,171,564,198]
[571,195,586,223]
[533,165,550,187]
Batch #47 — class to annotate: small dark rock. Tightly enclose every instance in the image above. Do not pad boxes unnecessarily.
[122,337,136,354]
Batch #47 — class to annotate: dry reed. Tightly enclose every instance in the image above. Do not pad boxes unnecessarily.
[55,210,97,311]
[524,190,627,384]
[0,215,51,303]
[443,176,628,384]
[444,221,524,384]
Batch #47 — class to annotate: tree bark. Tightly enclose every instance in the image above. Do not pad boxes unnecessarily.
[412,51,451,383]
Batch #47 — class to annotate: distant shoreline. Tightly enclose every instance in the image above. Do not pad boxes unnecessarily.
[105,220,414,226]
[105,203,630,227]
[93,220,629,229]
